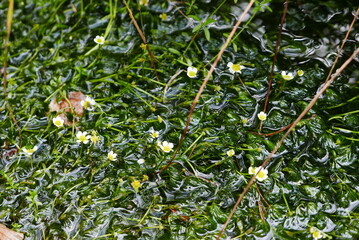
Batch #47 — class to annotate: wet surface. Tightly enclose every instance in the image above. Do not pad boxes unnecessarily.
[0,0,359,239]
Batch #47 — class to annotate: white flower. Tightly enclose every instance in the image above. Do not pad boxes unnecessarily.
[255,168,268,181]
[310,227,323,240]
[94,35,105,45]
[226,149,235,157]
[257,111,267,121]
[107,151,117,161]
[248,166,269,182]
[80,96,96,111]
[137,159,145,164]
[227,62,245,74]
[150,129,159,138]
[281,71,294,80]
[52,116,64,127]
[22,146,38,156]
[76,131,90,144]
[158,141,174,153]
[297,69,304,76]
[187,66,198,78]
[139,0,149,6]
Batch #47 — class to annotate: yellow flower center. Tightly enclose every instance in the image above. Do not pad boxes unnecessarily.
[258,113,267,121]
[151,132,159,138]
[27,149,36,154]
[283,75,292,80]
[140,43,147,50]
[78,135,87,142]
[227,150,235,157]
[163,146,172,152]
[188,71,196,77]
[140,0,148,5]
[313,231,322,238]
[83,101,90,109]
[160,13,167,21]
[95,38,104,44]
[231,64,241,72]
[91,135,100,144]
[54,120,62,126]
[131,180,141,190]
[257,170,266,179]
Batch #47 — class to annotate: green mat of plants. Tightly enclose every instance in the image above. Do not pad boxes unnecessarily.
[1,0,359,239]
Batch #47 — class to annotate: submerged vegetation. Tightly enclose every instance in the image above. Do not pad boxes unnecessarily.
[1,0,359,239]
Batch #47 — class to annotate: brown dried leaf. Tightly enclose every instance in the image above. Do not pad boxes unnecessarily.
[49,91,86,126]
[0,224,24,240]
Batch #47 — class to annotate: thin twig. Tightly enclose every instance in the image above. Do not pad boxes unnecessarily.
[260,0,289,131]
[124,0,159,81]
[324,7,359,83]
[255,183,270,208]
[237,75,251,96]
[2,0,22,145]
[158,0,256,173]
[217,47,359,239]
[163,70,184,94]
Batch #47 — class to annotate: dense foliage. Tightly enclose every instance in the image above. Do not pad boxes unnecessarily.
[1,0,358,239]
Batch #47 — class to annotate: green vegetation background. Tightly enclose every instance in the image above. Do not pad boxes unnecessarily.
[0,0,358,239]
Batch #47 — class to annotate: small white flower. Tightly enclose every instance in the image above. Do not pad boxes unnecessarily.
[257,111,267,121]
[310,227,323,240]
[22,146,38,156]
[80,96,96,111]
[52,116,64,127]
[137,159,145,164]
[94,35,105,45]
[139,0,149,6]
[255,168,268,181]
[226,149,235,157]
[107,151,117,161]
[227,62,245,74]
[76,131,90,144]
[150,129,159,138]
[187,66,198,78]
[297,69,304,76]
[249,166,268,182]
[158,141,174,153]
[281,71,294,80]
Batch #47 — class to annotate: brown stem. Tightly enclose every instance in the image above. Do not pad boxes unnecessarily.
[324,7,359,83]
[124,0,159,81]
[260,0,289,131]
[2,0,21,145]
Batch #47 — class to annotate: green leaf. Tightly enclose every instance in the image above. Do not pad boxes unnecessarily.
[203,18,216,26]
[204,27,210,41]
[233,42,238,52]
[193,23,202,33]
[168,48,181,56]
[188,15,201,21]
